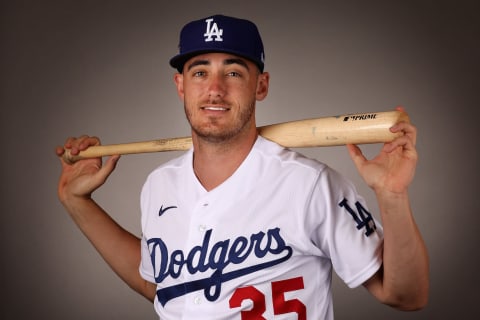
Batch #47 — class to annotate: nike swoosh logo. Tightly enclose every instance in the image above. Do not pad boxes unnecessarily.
[159,205,178,216]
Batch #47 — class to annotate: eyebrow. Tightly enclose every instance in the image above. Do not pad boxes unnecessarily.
[225,58,250,70]
[186,57,250,72]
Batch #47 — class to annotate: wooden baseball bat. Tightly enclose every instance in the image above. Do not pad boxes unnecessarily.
[62,110,409,164]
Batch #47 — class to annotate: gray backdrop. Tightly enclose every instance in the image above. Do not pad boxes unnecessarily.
[1,0,479,319]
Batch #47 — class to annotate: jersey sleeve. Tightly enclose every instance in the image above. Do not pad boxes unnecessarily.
[307,166,384,288]
[138,175,156,283]
[139,235,156,283]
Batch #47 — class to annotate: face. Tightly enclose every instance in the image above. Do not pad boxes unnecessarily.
[174,52,269,144]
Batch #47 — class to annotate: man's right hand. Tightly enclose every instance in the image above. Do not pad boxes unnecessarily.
[55,135,120,204]
[54,137,154,300]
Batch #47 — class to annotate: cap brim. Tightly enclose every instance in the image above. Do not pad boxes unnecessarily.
[169,48,264,73]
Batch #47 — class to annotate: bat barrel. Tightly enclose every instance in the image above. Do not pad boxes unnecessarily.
[258,110,409,147]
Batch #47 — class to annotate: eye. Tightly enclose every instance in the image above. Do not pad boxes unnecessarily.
[227,71,242,77]
[193,70,206,77]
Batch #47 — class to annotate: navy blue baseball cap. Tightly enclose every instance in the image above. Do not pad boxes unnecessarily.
[170,15,265,73]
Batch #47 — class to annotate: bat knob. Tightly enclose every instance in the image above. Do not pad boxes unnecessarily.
[61,149,77,165]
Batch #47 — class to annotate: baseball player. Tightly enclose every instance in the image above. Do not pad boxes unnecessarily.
[56,14,429,319]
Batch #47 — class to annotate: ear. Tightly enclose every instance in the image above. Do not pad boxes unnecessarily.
[173,73,184,100]
[255,72,269,101]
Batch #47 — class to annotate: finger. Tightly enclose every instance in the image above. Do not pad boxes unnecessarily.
[63,136,77,150]
[75,135,101,150]
[95,155,121,184]
[64,135,101,156]
[57,136,80,157]
[390,121,417,147]
[346,144,367,170]
[55,145,65,157]
[390,107,417,145]
[382,133,417,156]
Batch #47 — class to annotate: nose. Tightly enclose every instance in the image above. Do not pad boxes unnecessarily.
[207,73,226,99]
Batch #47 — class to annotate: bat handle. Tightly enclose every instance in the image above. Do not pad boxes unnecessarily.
[61,137,193,164]
[62,147,113,164]
[61,148,105,164]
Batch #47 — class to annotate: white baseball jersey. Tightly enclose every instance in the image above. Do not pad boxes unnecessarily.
[139,136,383,319]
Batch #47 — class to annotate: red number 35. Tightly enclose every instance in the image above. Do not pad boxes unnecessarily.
[229,276,306,320]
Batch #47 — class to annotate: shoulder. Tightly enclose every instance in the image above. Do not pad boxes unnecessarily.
[253,137,353,187]
[143,150,193,188]
[253,136,328,174]
[254,137,360,198]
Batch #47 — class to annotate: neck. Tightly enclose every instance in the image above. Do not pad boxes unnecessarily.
[192,125,258,191]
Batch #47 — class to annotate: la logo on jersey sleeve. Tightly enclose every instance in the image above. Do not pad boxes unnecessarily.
[338,198,377,236]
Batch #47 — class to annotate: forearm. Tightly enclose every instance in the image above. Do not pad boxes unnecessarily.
[374,190,429,309]
[61,196,156,301]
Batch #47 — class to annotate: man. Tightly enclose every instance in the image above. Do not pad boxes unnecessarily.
[56,14,428,319]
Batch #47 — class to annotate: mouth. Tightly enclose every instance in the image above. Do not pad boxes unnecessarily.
[201,106,230,111]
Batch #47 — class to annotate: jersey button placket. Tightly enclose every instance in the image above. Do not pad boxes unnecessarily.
[198,202,209,233]
[192,200,209,307]
[185,198,210,264]
[193,295,202,305]
[198,224,207,232]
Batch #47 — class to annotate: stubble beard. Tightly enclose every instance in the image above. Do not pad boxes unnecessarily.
[185,100,256,144]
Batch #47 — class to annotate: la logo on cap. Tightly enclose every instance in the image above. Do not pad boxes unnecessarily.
[204,18,223,42]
